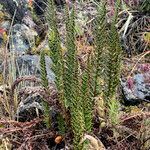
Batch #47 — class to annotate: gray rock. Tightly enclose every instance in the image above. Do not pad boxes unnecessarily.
[121,72,150,105]
[9,24,37,53]
[22,14,36,28]
[16,55,55,82]
[16,93,43,122]
[1,21,11,30]
[0,0,28,23]
[133,74,150,99]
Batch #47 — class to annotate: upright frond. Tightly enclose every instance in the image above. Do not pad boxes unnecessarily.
[81,55,93,132]
[103,0,122,125]
[63,2,86,148]
[63,2,77,107]
[104,0,122,101]
[93,1,107,96]
[46,0,64,91]
[46,0,67,132]
[40,51,51,128]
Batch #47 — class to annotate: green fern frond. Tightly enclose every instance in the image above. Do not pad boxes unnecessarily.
[92,1,108,124]
[103,0,122,125]
[108,99,120,125]
[40,51,49,88]
[71,60,85,149]
[93,1,107,96]
[81,55,93,132]
[63,2,77,108]
[46,0,68,133]
[40,51,51,128]
[94,0,122,126]
[46,0,64,91]
[63,2,86,148]
[104,0,122,101]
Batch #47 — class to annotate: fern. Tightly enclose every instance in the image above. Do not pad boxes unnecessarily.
[93,1,107,97]
[71,60,85,149]
[46,0,64,96]
[104,0,122,101]
[40,51,51,128]
[93,0,122,126]
[63,2,86,148]
[81,55,93,132]
[45,0,122,148]
[92,1,107,123]
[46,0,68,130]
[103,0,122,125]
[63,2,77,108]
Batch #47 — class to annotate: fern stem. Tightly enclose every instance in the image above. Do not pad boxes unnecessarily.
[40,51,51,128]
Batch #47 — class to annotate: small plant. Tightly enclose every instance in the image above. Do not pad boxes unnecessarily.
[40,51,51,128]
[92,0,107,123]
[46,0,94,148]
[104,0,122,126]
[94,0,122,126]
[45,0,122,148]
[81,56,93,132]
[46,0,67,132]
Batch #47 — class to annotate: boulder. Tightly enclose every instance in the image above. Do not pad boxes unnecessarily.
[16,55,55,82]
[121,67,150,105]
[9,24,37,53]
[0,0,28,23]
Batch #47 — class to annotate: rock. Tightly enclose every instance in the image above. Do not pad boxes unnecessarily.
[1,20,11,29]
[33,0,47,16]
[22,13,36,28]
[121,68,150,105]
[16,93,43,122]
[9,24,38,53]
[0,0,65,23]
[16,55,55,82]
[32,0,65,16]
[0,0,28,23]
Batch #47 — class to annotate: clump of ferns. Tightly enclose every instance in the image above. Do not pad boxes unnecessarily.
[93,0,122,127]
[46,0,94,149]
[45,0,122,148]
